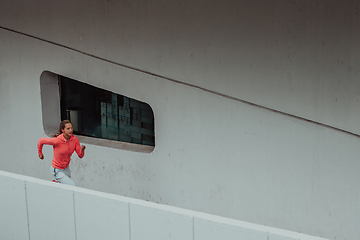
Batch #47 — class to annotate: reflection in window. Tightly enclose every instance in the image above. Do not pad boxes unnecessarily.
[60,76,155,146]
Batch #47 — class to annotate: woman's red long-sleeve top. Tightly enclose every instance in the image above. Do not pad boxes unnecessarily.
[37,133,85,169]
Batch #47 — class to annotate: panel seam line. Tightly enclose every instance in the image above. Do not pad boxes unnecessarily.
[1,25,359,138]
[25,182,31,240]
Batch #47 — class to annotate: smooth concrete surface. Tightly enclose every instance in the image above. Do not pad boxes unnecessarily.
[1,1,359,240]
[0,175,29,240]
[74,191,130,240]
[194,217,268,240]
[130,203,193,240]
[1,0,359,135]
[26,181,76,240]
[0,170,327,240]
[0,26,357,240]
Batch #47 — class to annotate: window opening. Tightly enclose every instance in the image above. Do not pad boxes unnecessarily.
[59,76,155,147]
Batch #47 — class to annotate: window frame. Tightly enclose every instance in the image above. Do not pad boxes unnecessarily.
[40,71,155,153]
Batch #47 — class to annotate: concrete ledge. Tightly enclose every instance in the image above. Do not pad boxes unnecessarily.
[0,174,29,240]
[130,203,194,240]
[0,170,328,240]
[194,217,268,240]
[74,191,130,240]
[26,181,76,240]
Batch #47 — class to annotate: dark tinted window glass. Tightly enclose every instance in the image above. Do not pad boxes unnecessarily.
[60,76,155,146]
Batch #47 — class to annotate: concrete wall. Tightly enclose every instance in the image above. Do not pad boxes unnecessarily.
[0,170,327,240]
[0,1,359,240]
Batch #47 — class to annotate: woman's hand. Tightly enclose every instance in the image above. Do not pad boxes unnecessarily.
[81,145,86,151]
[39,153,44,159]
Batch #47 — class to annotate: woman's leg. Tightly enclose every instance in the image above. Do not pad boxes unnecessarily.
[50,166,77,186]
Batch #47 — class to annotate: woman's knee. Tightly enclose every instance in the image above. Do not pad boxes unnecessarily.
[57,174,76,186]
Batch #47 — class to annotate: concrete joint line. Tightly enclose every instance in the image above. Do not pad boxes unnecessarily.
[24,182,31,240]
[1,25,359,139]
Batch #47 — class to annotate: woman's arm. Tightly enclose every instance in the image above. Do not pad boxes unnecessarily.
[74,137,85,158]
[37,138,57,159]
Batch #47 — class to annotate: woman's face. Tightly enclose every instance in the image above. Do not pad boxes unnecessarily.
[61,123,73,137]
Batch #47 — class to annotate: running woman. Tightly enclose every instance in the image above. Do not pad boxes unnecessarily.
[37,120,86,186]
